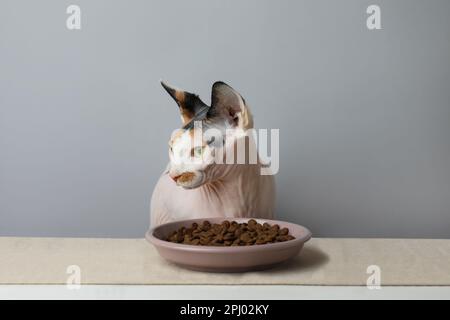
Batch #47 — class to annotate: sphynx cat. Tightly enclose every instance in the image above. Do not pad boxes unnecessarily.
[150,81,275,226]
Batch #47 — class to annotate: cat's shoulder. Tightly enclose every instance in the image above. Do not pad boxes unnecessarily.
[155,171,173,188]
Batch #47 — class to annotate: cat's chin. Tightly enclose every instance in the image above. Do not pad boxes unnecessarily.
[179,184,202,190]
[178,181,204,189]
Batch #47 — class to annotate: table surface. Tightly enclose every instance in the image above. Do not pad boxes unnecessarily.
[1,237,449,286]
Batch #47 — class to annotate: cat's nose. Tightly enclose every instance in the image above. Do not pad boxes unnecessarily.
[170,174,181,182]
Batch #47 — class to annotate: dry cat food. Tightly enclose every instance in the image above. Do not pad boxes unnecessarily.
[166,219,295,246]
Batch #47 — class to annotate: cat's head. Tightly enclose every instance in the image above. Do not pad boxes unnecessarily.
[161,81,253,189]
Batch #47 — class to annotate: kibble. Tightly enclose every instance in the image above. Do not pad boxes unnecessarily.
[165,219,295,246]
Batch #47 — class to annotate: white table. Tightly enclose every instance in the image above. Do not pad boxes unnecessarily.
[1,237,449,299]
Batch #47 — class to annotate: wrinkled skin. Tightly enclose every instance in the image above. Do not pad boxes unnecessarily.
[150,160,275,226]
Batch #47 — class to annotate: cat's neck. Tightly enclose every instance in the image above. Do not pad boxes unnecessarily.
[202,162,264,192]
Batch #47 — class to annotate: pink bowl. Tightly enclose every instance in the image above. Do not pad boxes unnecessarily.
[146,218,312,273]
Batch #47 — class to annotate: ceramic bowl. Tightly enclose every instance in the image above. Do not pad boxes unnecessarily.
[146,217,312,272]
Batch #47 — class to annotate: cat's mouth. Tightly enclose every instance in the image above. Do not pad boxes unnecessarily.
[175,171,205,189]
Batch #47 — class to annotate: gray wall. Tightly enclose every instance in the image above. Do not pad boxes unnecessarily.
[1,0,449,238]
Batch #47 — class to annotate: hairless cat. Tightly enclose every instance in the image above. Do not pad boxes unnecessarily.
[150,81,275,226]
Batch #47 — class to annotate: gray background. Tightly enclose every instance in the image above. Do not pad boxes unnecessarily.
[1,0,449,238]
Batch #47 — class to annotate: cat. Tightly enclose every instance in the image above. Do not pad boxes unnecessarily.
[150,81,275,227]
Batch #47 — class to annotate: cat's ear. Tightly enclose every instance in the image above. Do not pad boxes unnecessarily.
[161,80,208,124]
[208,81,253,129]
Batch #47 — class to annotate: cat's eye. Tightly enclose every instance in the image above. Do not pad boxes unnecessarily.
[169,145,173,153]
[192,146,204,157]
